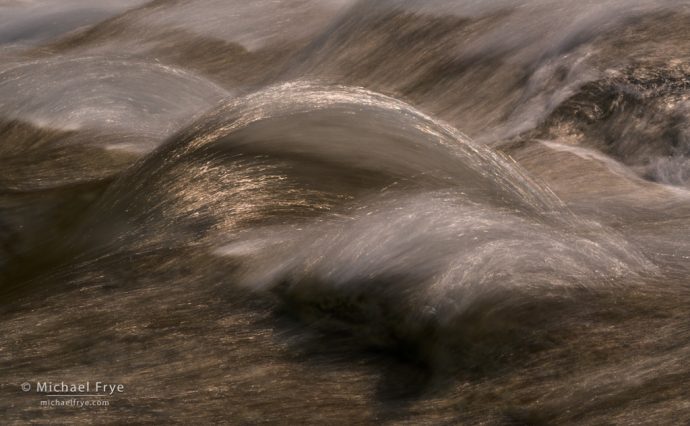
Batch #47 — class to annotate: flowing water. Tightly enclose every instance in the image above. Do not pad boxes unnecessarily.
[1,1,690,424]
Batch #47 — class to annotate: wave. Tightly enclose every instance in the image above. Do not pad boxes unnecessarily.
[77,82,563,248]
[51,83,651,366]
[3,1,690,424]
[0,56,229,142]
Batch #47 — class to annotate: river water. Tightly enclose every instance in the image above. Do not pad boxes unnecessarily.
[1,1,689,423]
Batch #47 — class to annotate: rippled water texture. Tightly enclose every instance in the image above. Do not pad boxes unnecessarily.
[1,1,690,424]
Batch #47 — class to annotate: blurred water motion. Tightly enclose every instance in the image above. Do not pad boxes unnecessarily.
[1,1,690,424]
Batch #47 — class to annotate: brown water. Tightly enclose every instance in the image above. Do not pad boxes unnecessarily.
[1,1,689,424]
